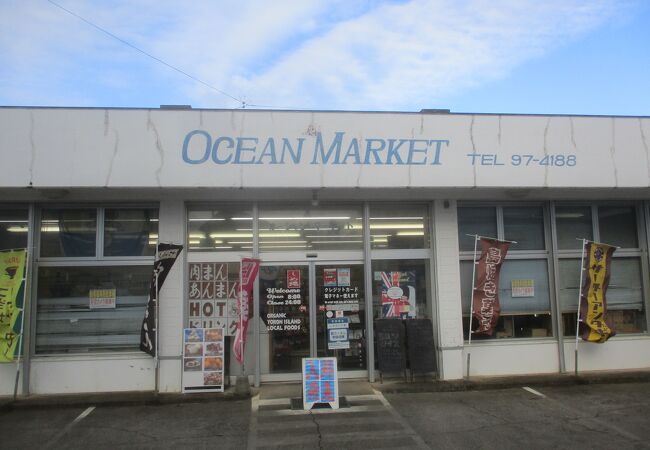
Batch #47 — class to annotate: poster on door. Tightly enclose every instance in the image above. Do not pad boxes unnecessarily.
[377,271,417,319]
[187,263,239,335]
[326,317,350,350]
[321,267,360,312]
[182,327,225,393]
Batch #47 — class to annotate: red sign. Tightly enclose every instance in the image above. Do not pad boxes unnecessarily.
[471,238,510,336]
[287,269,301,289]
[232,258,261,364]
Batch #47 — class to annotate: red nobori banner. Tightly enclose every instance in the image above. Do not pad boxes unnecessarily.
[233,258,261,365]
[472,238,510,336]
[579,241,616,343]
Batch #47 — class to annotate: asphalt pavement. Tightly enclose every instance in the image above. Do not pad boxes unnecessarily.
[1,380,650,449]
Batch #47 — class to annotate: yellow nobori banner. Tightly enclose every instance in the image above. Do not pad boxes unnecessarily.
[580,242,616,343]
[0,249,27,362]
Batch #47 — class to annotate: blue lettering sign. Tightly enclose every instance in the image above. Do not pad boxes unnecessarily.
[181,130,450,167]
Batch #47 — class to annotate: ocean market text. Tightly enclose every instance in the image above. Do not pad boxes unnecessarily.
[182,130,449,166]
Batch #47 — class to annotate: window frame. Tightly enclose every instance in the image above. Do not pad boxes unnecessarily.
[458,202,557,341]
[32,203,159,356]
[552,201,649,337]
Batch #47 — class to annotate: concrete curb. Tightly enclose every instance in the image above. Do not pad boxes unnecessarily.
[2,370,649,412]
[372,370,650,394]
[0,386,252,412]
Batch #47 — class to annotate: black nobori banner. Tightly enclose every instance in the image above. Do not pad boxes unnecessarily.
[140,243,183,356]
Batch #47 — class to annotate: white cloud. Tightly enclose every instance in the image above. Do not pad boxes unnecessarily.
[0,0,634,109]
[217,0,626,110]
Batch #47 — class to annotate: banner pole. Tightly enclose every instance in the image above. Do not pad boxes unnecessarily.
[574,239,587,376]
[154,244,160,394]
[13,249,28,401]
[466,234,479,378]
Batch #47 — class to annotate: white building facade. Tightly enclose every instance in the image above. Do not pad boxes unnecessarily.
[1,106,649,395]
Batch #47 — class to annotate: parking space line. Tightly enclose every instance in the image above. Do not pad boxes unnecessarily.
[372,389,430,449]
[522,386,546,398]
[73,406,96,423]
[247,395,259,450]
[41,406,96,450]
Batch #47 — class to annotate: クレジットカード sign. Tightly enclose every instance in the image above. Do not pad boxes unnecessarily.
[302,357,339,410]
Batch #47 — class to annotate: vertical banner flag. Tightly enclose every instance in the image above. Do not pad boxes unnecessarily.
[140,243,183,356]
[472,238,510,336]
[579,241,616,343]
[0,249,27,362]
[232,258,261,365]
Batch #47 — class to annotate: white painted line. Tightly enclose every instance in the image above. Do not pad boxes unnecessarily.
[372,389,430,449]
[344,394,382,401]
[73,406,96,423]
[41,406,96,450]
[247,395,260,450]
[523,386,546,398]
[257,397,292,406]
[268,404,387,416]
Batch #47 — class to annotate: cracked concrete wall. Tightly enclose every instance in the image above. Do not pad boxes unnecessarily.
[1,108,649,190]
[157,199,185,393]
[433,199,464,380]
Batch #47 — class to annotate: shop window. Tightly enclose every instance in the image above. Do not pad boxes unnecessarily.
[458,203,551,339]
[369,204,429,250]
[35,266,150,354]
[187,206,253,252]
[555,206,592,250]
[40,209,96,257]
[259,204,363,252]
[558,258,646,335]
[371,259,430,320]
[457,207,497,252]
[598,206,638,248]
[503,206,545,250]
[554,202,646,336]
[0,209,29,250]
[35,206,158,354]
[104,208,158,257]
[460,259,553,338]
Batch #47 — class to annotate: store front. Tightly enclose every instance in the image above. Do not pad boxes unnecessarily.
[187,202,433,383]
[1,106,650,396]
[259,262,366,379]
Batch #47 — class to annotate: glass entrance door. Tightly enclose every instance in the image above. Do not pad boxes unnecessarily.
[315,264,366,371]
[259,262,367,376]
[259,264,310,374]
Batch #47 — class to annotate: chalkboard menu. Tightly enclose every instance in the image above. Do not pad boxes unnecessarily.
[375,319,405,374]
[405,319,436,374]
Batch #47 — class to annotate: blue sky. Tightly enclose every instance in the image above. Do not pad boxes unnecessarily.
[0,0,648,115]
